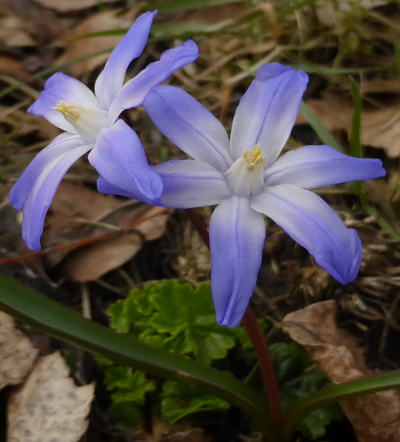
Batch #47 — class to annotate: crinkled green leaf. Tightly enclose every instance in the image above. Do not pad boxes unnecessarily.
[161,380,230,423]
[298,404,344,440]
[104,367,155,404]
[108,280,236,364]
[270,342,311,385]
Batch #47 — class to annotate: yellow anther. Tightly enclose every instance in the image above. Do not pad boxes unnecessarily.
[243,145,265,171]
[53,101,80,121]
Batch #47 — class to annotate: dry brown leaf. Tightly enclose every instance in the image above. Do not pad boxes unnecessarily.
[42,182,171,281]
[56,9,138,77]
[63,205,171,282]
[282,301,400,442]
[0,312,38,390]
[35,0,116,12]
[7,351,95,442]
[297,92,400,157]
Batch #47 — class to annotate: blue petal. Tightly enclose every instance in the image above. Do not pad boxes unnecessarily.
[28,72,100,132]
[265,145,386,188]
[144,86,231,171]
[96,177,154,205]
[209,196,266,327]
[20,143,92,250]
[251,184,362,284]
[230,63,308,166]
[153,159,231,208]
[9,133,85,211]
[88,120,163,202]
[94,11,157,108]
[109,40,198,121]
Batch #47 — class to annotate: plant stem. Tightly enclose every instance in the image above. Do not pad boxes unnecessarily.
[184,208,282,429]
[242,307,282,427]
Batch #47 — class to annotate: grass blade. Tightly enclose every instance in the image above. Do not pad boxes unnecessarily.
[300,102,343,152]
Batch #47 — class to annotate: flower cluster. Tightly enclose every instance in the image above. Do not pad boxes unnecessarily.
[10,11,385,327]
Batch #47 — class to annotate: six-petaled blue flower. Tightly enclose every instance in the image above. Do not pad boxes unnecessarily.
[8,10,198,250]
[95,63,385,327]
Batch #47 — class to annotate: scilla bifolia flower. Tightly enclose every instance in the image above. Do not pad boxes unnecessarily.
[95,63,385,327]
[9,10,198,250]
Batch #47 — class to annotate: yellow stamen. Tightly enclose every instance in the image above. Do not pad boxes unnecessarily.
[53,101,80,121]
[243,145,265,171]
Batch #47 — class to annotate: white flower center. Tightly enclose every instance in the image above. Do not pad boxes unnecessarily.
[53,101,110,143]
[225,145,266,197]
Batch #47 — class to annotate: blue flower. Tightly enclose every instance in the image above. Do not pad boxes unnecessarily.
[96,63,385,327]
[8,10,198,251]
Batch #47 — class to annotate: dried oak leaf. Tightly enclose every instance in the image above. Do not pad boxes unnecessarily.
[0,312,38,390]
[282,301,400,442]
[56,9,138,77]
[297,92,400,158]
[7,351,95,442]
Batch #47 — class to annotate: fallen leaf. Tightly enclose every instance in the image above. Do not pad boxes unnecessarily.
[62,205,171,282]
[35,0,116,12]
[7,351,95,442]
[56,9,138,77]
[0,312,38,390]
[297,92,400,157]
[42,182,171,281]
[282,301,400,442]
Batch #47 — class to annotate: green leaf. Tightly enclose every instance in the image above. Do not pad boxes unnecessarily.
[300,102,343,152]
[298,404,344,440]
[104,367,155,404]
[270,342,311,385]
[270,343,344,439]
[161,380,230,423]
[0,274,273,439]
[108,280,236,364]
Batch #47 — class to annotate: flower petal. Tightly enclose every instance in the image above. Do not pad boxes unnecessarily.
[144,86,231,171]
[20,143,92,250]
[230,63,308,165]
[28,72,100,132]
[209,196,266,327]
[265,145,386,188]
[88,120,163,202]
[153,159,231,208]
[251,184,362,284]
[109,40,199,121]
[97,177,157,204]
[94,11,157,108]
[9,133,84,211]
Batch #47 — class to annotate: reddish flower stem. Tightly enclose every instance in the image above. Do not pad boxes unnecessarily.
[184,208,282,427]
[242,307,282,426]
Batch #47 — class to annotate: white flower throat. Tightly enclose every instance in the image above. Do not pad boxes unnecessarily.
[225,145,266,197]
[53,101,110,144]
